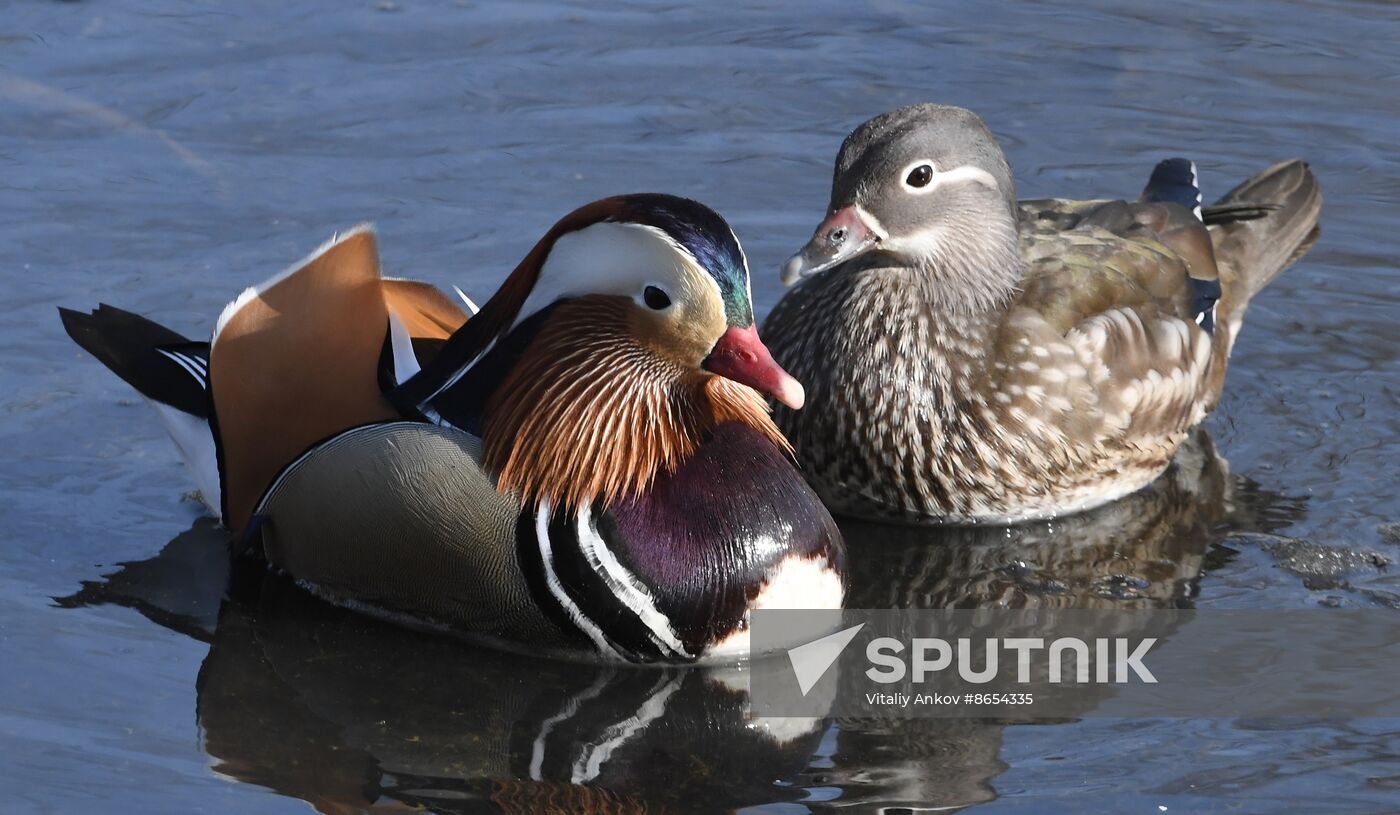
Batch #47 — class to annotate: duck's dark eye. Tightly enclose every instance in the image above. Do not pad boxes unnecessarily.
[906,164,934,188]
[643,285,672,310]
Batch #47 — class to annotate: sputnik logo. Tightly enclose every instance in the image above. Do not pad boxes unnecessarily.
[787,623,865,696]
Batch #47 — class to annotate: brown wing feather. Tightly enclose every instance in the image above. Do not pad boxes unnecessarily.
[382,278,469,340]
[1012,202,1221,447]
[210,228,400,535]
[1017,199,1213,328]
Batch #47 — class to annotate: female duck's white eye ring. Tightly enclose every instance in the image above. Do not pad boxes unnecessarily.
[899,158,1001,195]
[642,285,672,310]
[906,164,934,188]
[900,158,940,193]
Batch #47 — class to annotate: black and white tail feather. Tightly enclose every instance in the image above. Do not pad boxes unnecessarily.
[1143,157,1221,333]
[1143,157,1203,219]
[58,305,222,517]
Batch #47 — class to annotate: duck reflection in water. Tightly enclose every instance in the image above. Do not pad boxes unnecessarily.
[59,428,1302,813]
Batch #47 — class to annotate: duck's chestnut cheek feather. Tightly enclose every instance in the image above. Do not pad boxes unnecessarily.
[702,325,806,410]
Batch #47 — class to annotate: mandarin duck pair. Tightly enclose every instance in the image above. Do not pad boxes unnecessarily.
[64,104,1320,663]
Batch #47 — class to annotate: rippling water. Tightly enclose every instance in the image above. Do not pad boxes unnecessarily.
[2,1,1398,812]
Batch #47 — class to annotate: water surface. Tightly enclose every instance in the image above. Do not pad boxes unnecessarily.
[2,1,1398,812]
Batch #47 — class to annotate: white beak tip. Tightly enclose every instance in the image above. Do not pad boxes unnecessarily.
[780,255,806,287]
[775,375,806,411]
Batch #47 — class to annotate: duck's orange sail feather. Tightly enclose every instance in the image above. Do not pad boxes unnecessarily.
[209,229,468,535]
[382,278,469,340]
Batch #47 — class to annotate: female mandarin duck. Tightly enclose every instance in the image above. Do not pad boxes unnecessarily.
[764,103,1321,524]
[61,194,845,663]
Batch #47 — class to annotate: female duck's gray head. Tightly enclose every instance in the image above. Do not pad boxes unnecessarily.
[782,104,1019,287]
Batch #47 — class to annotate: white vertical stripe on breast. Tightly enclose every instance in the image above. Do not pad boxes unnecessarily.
[535,500,620,660]
[576,509,688,659]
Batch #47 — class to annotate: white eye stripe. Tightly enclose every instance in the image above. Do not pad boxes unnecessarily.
[517,221,718,330]
[853,204,890,241]
[898,158,1000,195]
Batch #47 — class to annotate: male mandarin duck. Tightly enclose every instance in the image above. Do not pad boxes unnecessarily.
[764,103,1321,524]
[61,193,846,663]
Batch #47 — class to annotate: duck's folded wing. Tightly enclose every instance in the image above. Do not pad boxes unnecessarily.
[1006,208,1218,443]
[1018,198,1213,331]
[1063,300,1215,442]
[210,227,465,535]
